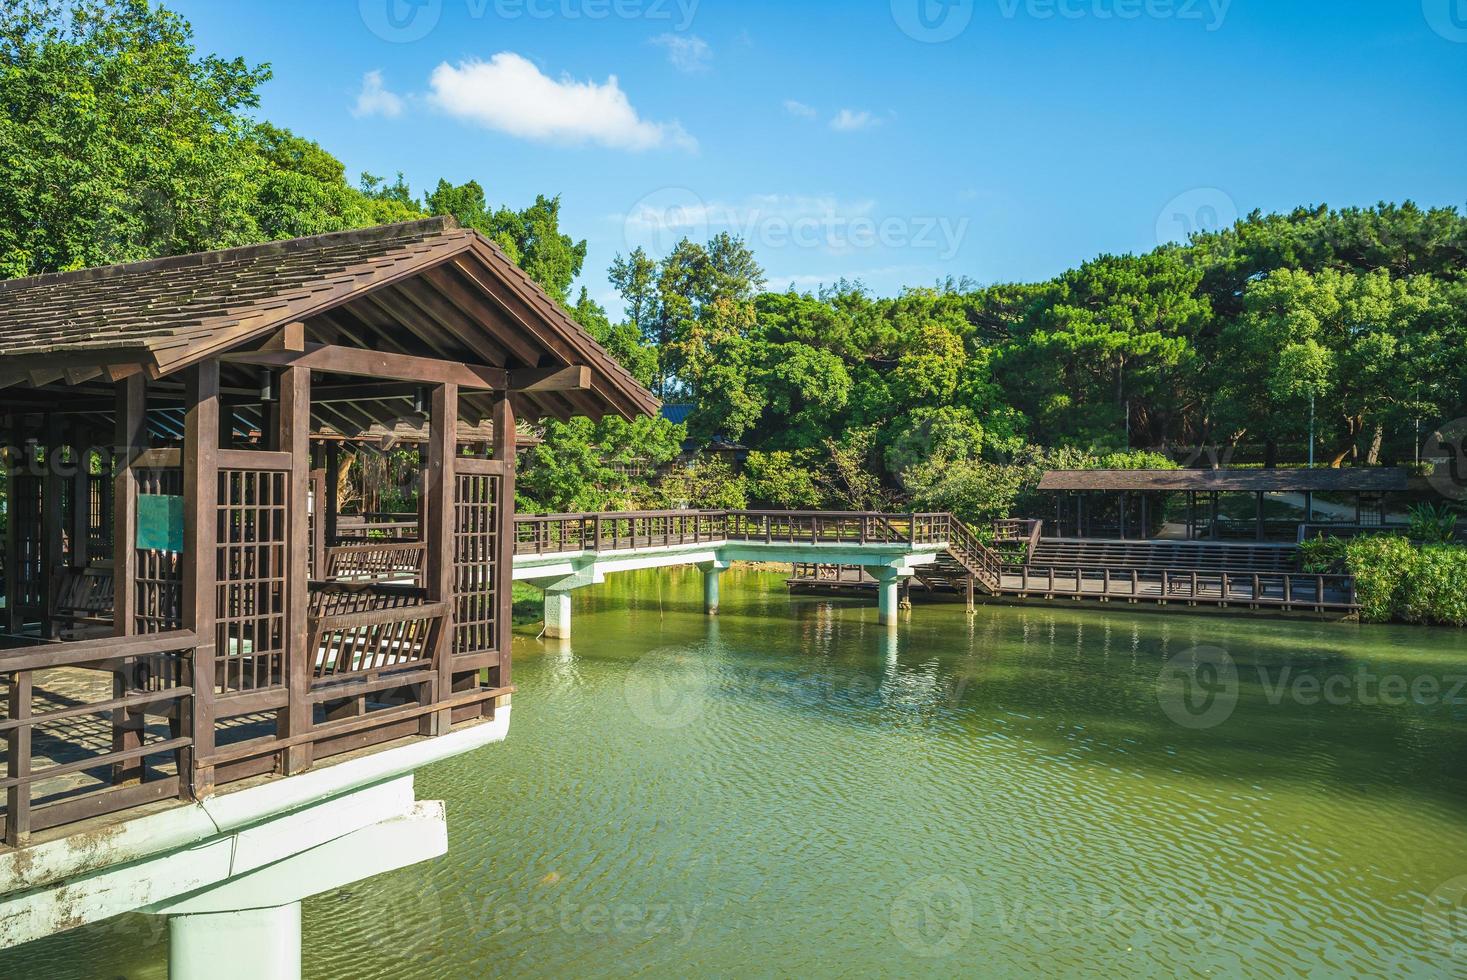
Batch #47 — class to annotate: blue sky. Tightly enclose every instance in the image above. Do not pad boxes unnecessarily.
[170,0,1467,312]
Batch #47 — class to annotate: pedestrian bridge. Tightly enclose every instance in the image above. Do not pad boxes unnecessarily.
[327,510,1006,634]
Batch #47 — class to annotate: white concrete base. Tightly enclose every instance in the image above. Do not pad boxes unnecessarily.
[1,702,510,953]
[170,903,301,980]
[544,589,573,638]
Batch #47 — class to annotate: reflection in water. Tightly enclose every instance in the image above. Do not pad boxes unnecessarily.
[5,566,1467,979]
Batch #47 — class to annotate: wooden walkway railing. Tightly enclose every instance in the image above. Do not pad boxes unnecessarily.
[1,630,198,846]
[325,509,1017,593]
[1001,563,1357,611]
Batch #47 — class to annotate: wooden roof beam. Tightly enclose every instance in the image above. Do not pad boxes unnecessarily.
[221,343,507,390]
[509,365,591,392]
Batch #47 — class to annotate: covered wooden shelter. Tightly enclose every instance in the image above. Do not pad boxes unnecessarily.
[1038,468,1412,541]
[0,217,656,845]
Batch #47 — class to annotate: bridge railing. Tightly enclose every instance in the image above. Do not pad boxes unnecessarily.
[510,510,976,556]
[514,510,729,554]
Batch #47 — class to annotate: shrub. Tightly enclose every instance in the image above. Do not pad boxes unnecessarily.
[1299,534,1348,573]
[1344,535,1417,624]
[1342,536,1467,626]
[1408,502,1461,544]
[1400,546,1467,627]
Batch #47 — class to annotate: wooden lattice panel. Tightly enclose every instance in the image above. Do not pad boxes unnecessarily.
[133,468,182,634]
[452,469,501,658]
[214,467,287,694]
[88,472,113,561]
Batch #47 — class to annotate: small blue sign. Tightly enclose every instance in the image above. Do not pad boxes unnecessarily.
[136,494,184,553]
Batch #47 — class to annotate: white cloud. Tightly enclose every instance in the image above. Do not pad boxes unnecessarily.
[830,108,879,131]
[352,70,404,119]
[783,99,818,119]
[428,53,696,152]
[651,33,712,73]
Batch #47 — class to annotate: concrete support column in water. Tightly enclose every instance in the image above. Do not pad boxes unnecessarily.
[872,567,905,626]
[698,560,730,615]
[170,903,301,980]
[544,588,573,638]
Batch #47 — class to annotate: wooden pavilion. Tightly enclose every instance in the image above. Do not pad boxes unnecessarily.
[0,217,657,845]
[1038,467,1412,541]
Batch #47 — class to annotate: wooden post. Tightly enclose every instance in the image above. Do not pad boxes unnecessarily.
[1256,491,1265,541]
[5,671,32,846]
[183,362,220,798]
[493,393,516,697]
[325,442,341,546]
[70,439,91,570]
[4,443,19,636]
[111,375,146,783]
[423,383,458,735]
[278,362,312,774]
[309,466,326,576]
[40,416,63,638]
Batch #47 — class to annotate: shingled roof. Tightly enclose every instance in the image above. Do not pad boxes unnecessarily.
[0,217,658,425]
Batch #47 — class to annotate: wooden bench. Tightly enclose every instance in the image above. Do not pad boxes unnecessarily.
[50,562,115,640]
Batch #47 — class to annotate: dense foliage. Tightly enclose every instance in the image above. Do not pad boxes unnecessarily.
[4,1,1466,527]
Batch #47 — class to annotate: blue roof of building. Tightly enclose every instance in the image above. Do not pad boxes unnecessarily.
[661,404,695,425]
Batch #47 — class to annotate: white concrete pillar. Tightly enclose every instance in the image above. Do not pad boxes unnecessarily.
[874,569,902,626]
[544,589,573,638]
[704,567,721,615]
[169,903,301,980]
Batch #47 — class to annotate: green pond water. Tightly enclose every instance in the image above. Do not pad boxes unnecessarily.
[7,567,1467,978]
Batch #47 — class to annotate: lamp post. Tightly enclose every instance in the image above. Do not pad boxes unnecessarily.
[1308,390,1314,467]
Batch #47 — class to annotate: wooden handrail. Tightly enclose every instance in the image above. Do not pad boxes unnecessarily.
[0,629,198,673]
